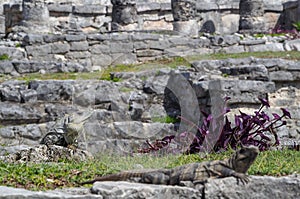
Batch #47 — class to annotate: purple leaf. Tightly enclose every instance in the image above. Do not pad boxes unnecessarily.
[224,96,231,101]
[223,107,231,114]
[207,114,213,121]
[261,112,270,121]
[180,132,188,137]
[281,108,291,119]
[272,113,281,120]
[162,135,175,142]
[200,110,209,118]
[259,133,271,141]
[235,116,241,127]
[259,97,270,107]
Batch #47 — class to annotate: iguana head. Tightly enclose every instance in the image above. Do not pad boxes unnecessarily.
[229,145,259,173]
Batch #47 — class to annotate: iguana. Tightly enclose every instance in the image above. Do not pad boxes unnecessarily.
[40,111,94,147]
[81,145,259,185]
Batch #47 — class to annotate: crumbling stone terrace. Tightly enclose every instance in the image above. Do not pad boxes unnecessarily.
[0,32,300,72]
[1,0,300,36]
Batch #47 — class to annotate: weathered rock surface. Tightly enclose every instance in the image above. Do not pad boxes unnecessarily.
[205,175,300,199]
[0,186,101,199]
[91,181,202,198]
[0,175,299,199]
[0,145,93,163]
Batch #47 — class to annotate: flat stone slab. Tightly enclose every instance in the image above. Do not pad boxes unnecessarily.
[0,186,101,199]
[0,175,299,199]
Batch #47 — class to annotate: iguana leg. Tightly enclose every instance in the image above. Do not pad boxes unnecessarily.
[231,172,249,185]
[205,164,250,185]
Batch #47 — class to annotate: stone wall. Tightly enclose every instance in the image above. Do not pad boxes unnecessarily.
[1,31,300,72]
[1,0,300,36]
[0,56,299,155]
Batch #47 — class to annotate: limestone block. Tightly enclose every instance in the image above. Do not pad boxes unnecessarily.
[248,43,285,52]
[239,39,266,45]
[0,61,16,75]
[0,102,42,125]
[21,0,50,33]
[43,34,66,43]
[47,4,73,13]
[110,42,134,53]
[0,87,21,102]
[70,41,89,51]
[133,41,149,50]
[131,32,162,41]
[173,20,199,37]
[148,39,171,50]
[136,49,163,57]
[221,45,245,54]
[111,53,137,65]
[0,16,5,34]
[91,54,112,68]
[23,34,44,45]
[284,39,300,51]
[73,5,107,14]
[207,80,275,105]
[29,80,74,102]
[136,3,161,12]
[263,13,281,30]
[205,176,300,199]
[65,51,91,59]
[90,44,110,54]
[220,64,269,81]
[196,2,218,11]
[91,181,202,198]
[51,42,70,54]
[25,44,51,57]
[20,89,38,103]
[110,32,131,41]
[221,14,239,34]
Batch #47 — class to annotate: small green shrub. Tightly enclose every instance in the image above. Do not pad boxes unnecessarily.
[152,116,180,123]
[0,54,10,61]
[119,87,133,92]
[292,21,300,31]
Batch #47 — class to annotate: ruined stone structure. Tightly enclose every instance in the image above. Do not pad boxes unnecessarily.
[1,0,300,37]
[0,0,299,156]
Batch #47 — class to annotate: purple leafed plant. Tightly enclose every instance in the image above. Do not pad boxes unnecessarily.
[137,135,175,153]
[188,97,291,153]
[137,97,291,154]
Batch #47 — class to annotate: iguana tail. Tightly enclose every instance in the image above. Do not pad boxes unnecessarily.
[80,171,144,185]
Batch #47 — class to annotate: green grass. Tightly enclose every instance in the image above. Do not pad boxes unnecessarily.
[16,71,104,83]
[1,51,298,83]
[99,56,190,80]
[187,51,300,61]
[168,149,300,176]
[0,149,298,190]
